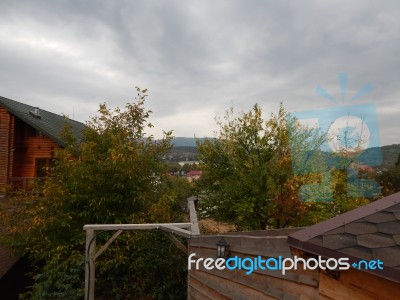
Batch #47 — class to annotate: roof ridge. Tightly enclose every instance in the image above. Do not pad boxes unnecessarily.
[0,96,86,147]
[0,96,84,124]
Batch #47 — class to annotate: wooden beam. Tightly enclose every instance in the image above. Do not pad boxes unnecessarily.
[94,230,123,260]
[159,225,192,238]
[163,232,188,254]
[83,223,191,231]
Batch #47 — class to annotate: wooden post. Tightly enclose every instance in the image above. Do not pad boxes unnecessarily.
[187,196,200,236]
[186,196,200,300]
[85,229,96,300]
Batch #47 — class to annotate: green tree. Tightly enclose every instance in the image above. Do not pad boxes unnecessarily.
[0,88,187,299]
[181,163,196,173]
[378,160,400,196]
[165,175,193,209]
[196,104,327,230]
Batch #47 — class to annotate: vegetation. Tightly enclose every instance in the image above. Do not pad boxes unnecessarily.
[196,103,377,230]
[197,104,317,229]
[378,151,400,195]
[1,89,396,297]
[0,88,189,299]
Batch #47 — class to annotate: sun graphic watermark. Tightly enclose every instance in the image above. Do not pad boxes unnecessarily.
[289,73,382,202]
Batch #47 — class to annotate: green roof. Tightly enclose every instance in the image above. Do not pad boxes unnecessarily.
[0,96,86,147]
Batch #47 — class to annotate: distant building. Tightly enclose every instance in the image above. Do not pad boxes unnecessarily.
[349,162,375,173]
[358,164,375,172]
[186,170,202,182]
[178,160,199,166]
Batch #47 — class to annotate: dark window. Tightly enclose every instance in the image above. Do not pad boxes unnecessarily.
[27,125,42,137]
[35,158,53,177]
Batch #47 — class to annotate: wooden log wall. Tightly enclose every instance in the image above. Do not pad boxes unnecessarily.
[188,229,319,300]
[12,117,61,178]
[0,108,62,191]
[0,107,10,190]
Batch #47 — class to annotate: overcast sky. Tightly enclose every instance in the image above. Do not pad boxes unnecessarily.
[0,0,399,145]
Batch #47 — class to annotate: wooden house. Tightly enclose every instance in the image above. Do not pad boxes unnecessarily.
[287,191,400,299]
[0,96,86,193]
[0,96,85,289]
[188,192,400,299]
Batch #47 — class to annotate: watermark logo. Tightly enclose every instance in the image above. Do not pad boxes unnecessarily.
[290,73,382,202]
[352,259,384,271]
[188,253,383,275]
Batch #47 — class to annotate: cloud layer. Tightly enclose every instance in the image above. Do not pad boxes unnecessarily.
[0,0,399,145]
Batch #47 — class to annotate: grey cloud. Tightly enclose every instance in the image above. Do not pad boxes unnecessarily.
[0,0,399,145]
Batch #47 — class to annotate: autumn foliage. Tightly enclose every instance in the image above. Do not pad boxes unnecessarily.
[0,88,188,299]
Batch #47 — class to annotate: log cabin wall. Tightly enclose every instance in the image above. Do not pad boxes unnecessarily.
[0,107,11,190]
[11,117,61,178]
[188,229,320,300]
[0,107,62,191]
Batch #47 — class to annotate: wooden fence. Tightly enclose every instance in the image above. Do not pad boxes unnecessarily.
[188,229,319,300]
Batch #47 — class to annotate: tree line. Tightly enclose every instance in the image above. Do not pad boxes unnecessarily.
[0,89,399,298]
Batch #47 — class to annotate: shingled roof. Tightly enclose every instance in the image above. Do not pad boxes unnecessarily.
[287,192,400,283]
[0,96,86,147]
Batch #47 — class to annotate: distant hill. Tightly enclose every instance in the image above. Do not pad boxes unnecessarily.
[164,137,209,163]
[379,144,400,166]
[353,144,400,169]
[167,138,400,168]
[171,137,209,147]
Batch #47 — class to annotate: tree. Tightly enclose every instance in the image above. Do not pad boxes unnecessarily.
[378,152,400,195]
[181,163,196,173]
[196,104,327,230]
[0,88,187,299]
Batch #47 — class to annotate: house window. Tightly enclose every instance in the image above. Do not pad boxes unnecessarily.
[27,125,42,137]
[35,158,53,177]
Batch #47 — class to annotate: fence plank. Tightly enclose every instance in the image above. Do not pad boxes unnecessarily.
[189,276,229,300]
[191,270,279,300]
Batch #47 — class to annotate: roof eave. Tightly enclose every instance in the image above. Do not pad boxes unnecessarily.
[287,236,400,284]
[289,192,400,242]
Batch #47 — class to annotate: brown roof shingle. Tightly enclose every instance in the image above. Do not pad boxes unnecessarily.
[287,191,400,283]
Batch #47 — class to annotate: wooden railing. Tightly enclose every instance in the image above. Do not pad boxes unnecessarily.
[8,177,46,194]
